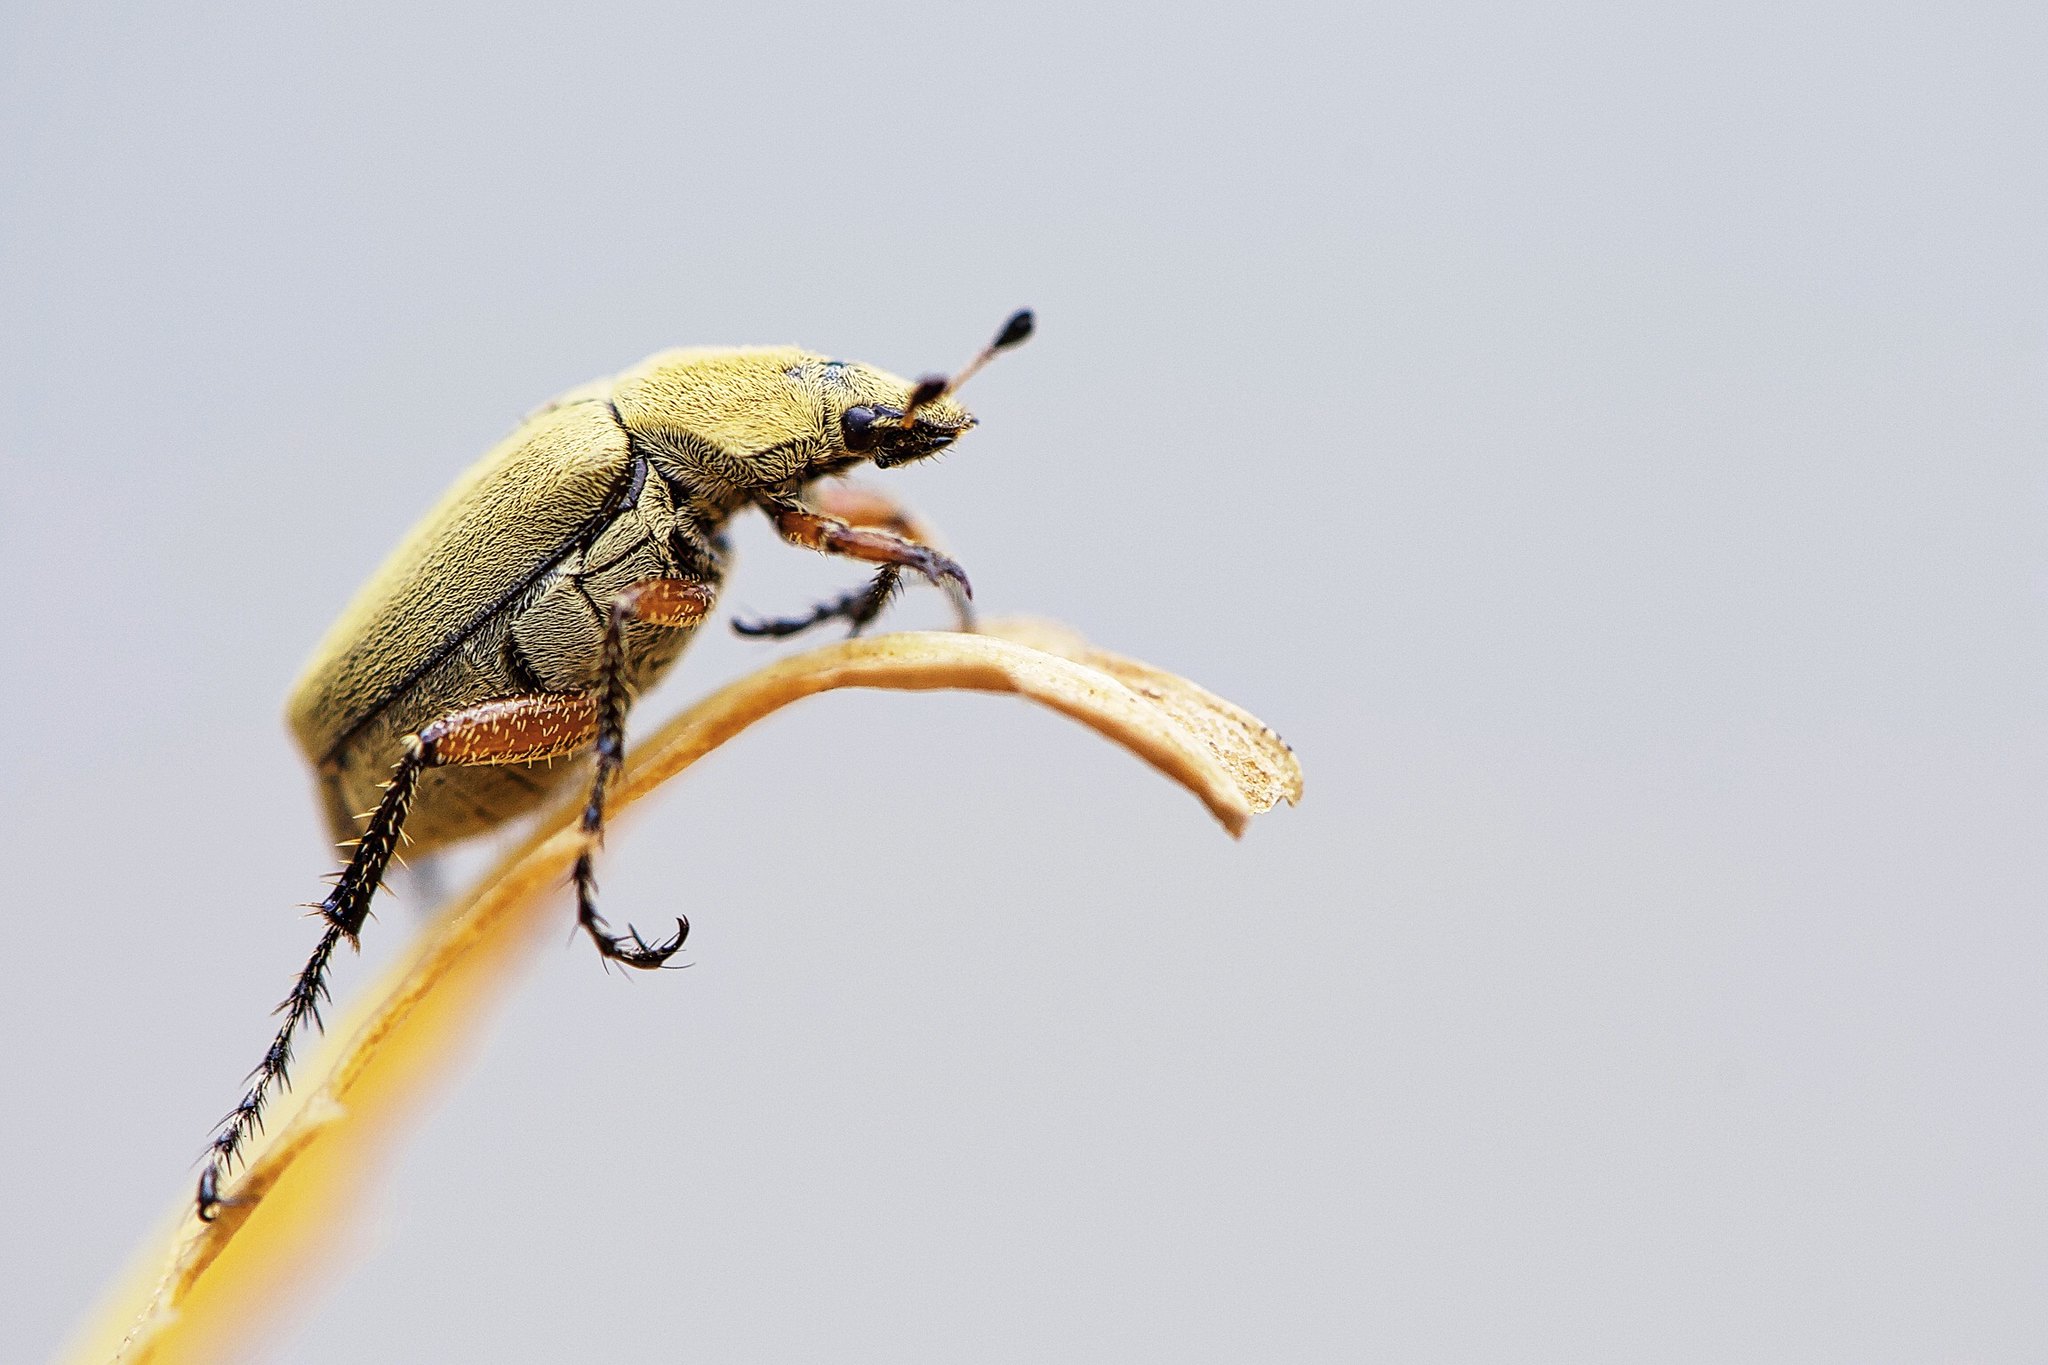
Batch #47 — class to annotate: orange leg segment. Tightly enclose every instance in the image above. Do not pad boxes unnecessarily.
[741,491,974,639]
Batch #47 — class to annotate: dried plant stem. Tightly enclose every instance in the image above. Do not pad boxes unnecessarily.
[70,621,1302,1365]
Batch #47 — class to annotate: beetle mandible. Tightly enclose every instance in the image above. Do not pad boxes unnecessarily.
[198,310,1035,1220]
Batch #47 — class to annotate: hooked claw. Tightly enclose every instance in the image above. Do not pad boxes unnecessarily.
[906,546,972,599]
[589,914,690,970]
[196,1162,247,1222]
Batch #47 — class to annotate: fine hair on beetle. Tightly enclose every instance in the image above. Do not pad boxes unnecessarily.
[196,309,1034,1221]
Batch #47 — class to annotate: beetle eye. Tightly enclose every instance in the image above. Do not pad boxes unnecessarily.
[842,405,879,451]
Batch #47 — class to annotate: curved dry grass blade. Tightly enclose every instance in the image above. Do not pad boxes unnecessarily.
[980,618,1304,818]
[70,622,1302,1365]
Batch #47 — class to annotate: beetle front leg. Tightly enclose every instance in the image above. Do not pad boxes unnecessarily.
[732,567,905,640]
[804,482,974,629]
[572,578,717,971]
[742,492,972,639]
[761,498,972,597]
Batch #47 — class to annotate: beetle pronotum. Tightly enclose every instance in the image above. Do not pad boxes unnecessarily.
[198,311,1034,1220]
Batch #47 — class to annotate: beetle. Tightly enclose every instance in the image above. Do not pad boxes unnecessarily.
[198,310,1034,1220]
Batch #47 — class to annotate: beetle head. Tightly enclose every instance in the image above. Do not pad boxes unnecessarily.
[809,310,1033,473]
[806,361,978,472]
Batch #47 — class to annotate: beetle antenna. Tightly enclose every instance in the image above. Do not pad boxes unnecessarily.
[900,308,1035,424]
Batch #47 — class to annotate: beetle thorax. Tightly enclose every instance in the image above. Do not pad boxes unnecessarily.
[606,346,828,493]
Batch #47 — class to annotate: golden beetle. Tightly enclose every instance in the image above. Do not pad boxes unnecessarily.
[200,311,1034,1219]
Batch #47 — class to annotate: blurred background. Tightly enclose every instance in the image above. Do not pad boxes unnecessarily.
[3,2,2045,1360]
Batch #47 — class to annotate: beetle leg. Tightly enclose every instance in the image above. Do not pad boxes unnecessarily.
[572,578,718,973]
[732,565,904,639]
[807,481,953,550]
[199,688,629,1222]
[793,486,973,628]
[745,490,973,638]
[760,498,972,597]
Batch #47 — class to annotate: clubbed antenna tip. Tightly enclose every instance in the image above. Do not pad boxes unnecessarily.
[901,307,1038,424]
[993,309,1034,351]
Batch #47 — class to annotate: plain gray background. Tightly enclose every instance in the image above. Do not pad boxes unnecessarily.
[4,1,2044,1360]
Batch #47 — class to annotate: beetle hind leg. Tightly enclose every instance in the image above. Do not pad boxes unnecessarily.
[199,690,610,1222]
[200,576,717,1220]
